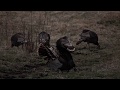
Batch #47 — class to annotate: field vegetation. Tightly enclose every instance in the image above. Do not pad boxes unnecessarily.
[0,11,120,79]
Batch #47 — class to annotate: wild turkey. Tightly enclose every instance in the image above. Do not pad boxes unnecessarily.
[76,29,100,49]
[56,36,76,72]
[11,33,27,48]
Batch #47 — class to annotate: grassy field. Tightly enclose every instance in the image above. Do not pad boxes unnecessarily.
[0,11,120,79]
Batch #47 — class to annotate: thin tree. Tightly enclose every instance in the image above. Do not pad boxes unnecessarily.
[5,11,9,48]
[0,12,3,44]
[20,14,26,50]
[30,11,33,42]
[25,11,34,53]
[44,11,47,31]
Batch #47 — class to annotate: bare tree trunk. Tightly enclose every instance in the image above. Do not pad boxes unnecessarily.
[35,31,38,53]
[27,30,30,42]
[21,16,26,50]
[30,11,33,42]
[5,11,8,48]
[39,11,41,31]
[23,21,26,50]
[45,11,48,25]
[0,13,2,45]
[44,11,47,31]
[25,11,35,53]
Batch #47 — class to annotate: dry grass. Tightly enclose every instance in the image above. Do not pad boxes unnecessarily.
[0,11,120,79]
